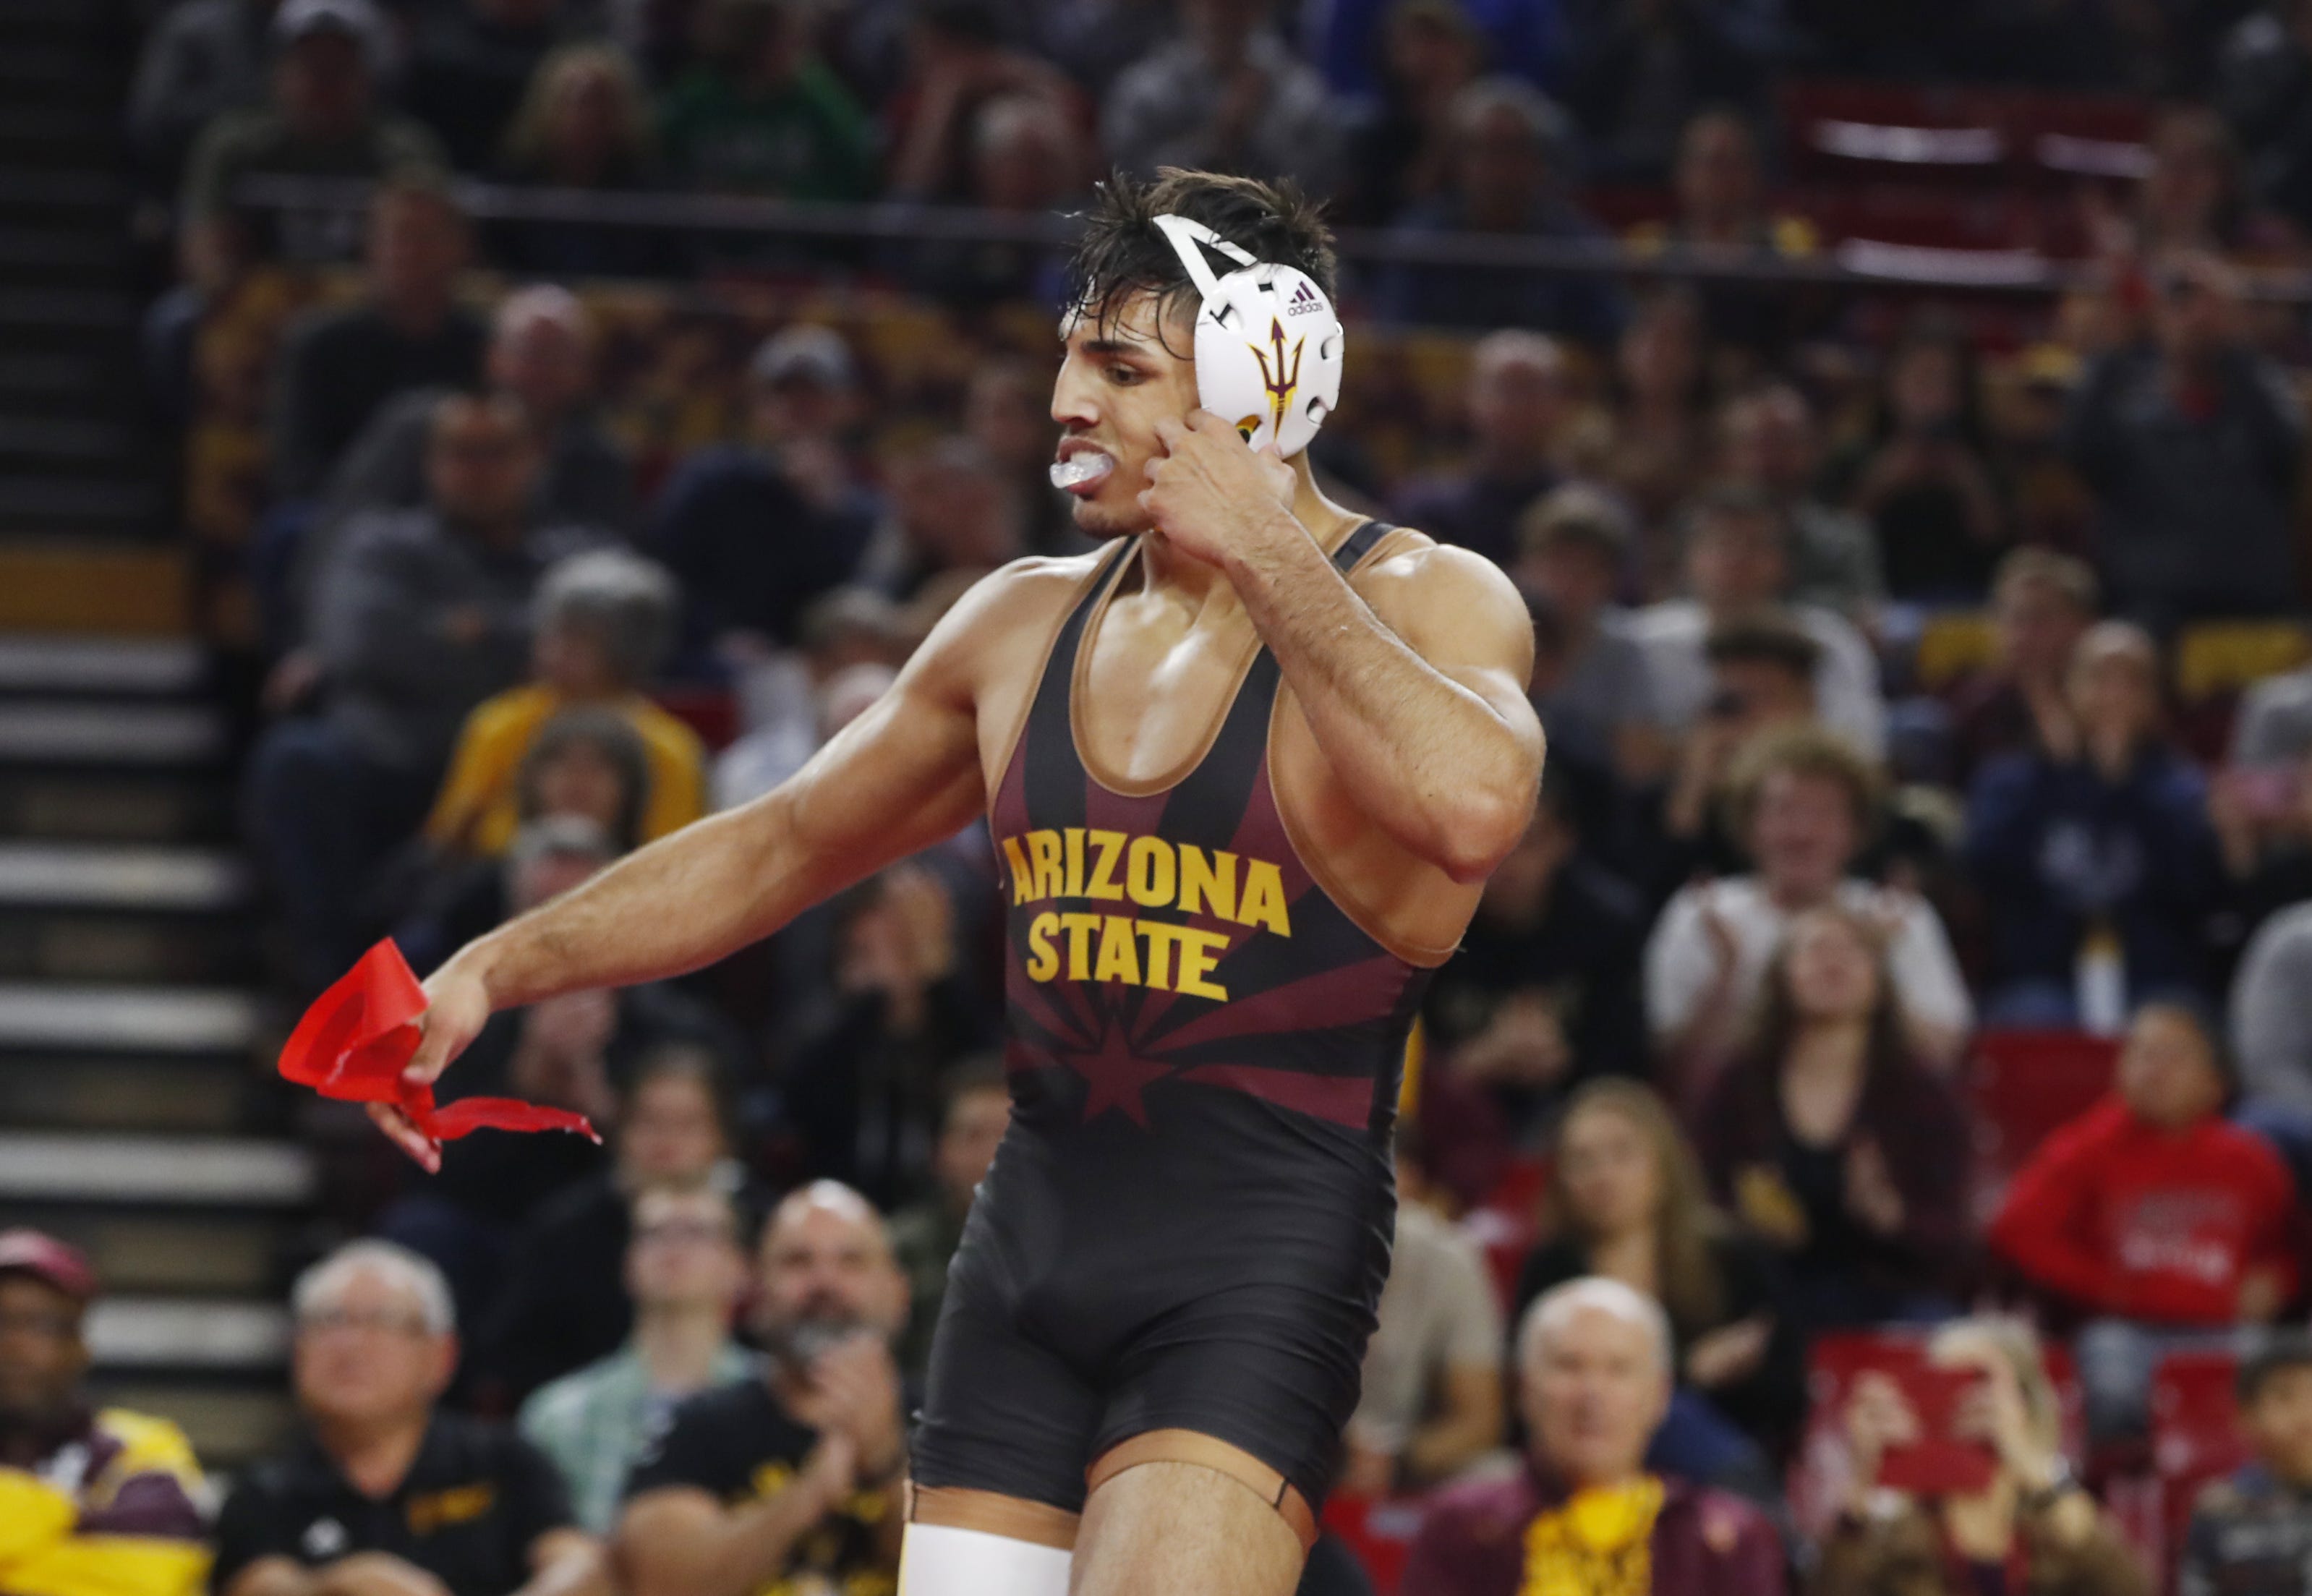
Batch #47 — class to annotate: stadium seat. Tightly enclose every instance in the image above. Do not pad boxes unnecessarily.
[1966,1030,2120,1226]
[1321,1493,1428,1596]
[1780,83,2010,184]
[1462,1153,1549,1315]
[2173,621,2312,706]
[1914,610,1999,694]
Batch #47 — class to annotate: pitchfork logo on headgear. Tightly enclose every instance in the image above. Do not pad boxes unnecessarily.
[1151,214,1344,458]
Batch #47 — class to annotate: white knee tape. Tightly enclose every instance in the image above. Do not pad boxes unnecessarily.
[898,1522,1073,1596]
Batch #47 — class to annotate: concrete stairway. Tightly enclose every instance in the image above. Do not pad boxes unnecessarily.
[0,627,306,1469]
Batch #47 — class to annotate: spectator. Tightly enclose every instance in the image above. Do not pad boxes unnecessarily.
[886,1059,1009,1381]
[1652,611,1830,871]
[1964,620,2225,1023]
[1631,485,1887,759]
[2222,0,2312,236]
[1306,0,1561,101]
[519,1186,758,1534]
[269,181,486,500]
[396,709,657,973]
[965,357,1080,558]
[895,94,1084,306]
[1422,774,1649,1155]
[650,325,879,677]
[1716,383,1883,617]
[1820,314,2008,602]
[711,602,905,810]
[406,0,592,174]
[617,1183,908,1596]
[2063,251,2305,628]
[1650,725,1971,1085]
[474,1038,756,1407]
[1693,903,1974,1329]
[1102,0,1347,197]
[2179,1333,2312,1595]
[181,0,446,269]
[1400,1279,1787,1595]
[2235,900,2312,1118]
[2232,649,2312,766]
[251,394,607,990]
[1340,0,1485,226]
[1514,1080,1806,1469]
[128,0,274,184]
[772,862,997,1205]
[1989,999,2295,1441]
[425,550,705,861]
[1341,1126,1503,1497]
[1511,486,1661,787]
[1626,110,1817,358]
[856,435,1024,602]
[1378,76,1624,341]
[657,0,877,200]
[495,44,676,276]
[2125,105,2297,263]
[313,285,640,594]
[884,0,1083,205]
[0,1230,210,1596]
[1394,330,1572,570]
[1558,0,1768,184]
[1947,548,2099,788]
[1592,286,1715,550]
[1821,1318,2149,1596]
[212,1242,605,1596]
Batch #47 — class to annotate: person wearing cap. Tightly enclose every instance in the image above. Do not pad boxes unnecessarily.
[180,0,446,271]
[1989,999,2297,1443]
[0,1229,213,1596]
[213,1242,607,1596]
[648,325,879,678]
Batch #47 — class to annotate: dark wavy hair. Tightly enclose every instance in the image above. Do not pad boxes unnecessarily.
[1739,902,1914,1088]
[1066,168,1339,354]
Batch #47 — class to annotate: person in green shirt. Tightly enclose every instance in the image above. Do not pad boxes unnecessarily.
[519,1185,759,1532]
[656,0,877,200]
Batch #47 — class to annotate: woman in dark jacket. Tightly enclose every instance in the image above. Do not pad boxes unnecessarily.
[1694,903,1974,1332]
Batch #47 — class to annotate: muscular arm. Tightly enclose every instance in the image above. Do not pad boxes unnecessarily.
[376,563,1057,1164]
[1228,525,1543,884]
[616,1486,832,1596]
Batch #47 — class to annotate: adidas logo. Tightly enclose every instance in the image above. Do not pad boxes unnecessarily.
[1284,280,1323,317]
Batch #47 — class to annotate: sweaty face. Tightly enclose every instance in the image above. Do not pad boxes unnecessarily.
[294,1270,452,1430]
[1558,1106,1662,1239]
[1051,291,1203,539]
[1749,770,1858,900]
[1524,1305,1669,1488]
[2246,1367,2312,1488]
[0,1276,86,1425]
[2117,1007,2224,1130]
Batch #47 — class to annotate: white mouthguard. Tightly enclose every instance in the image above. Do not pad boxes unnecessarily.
[1048,452,1114,490]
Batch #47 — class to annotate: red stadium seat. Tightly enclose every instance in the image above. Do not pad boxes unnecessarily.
[2151,1350,2250,1561]
[1462,1154,1549,1316]
[1780,82,2011,184]
[1966,1030,2121,1226]
[1321,1493,1428,1596]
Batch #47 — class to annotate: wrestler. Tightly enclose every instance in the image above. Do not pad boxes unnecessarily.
[371,168,1543,1596]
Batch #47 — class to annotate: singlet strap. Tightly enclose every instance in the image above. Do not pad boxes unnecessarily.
[1328,518,1395,576]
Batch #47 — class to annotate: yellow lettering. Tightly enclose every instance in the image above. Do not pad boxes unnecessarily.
[1138,921,1181,989]
[1027,831,1064,902]
[1058,912,1101,979]
[1085,830,1127,900]
[1175,927,1231,1000]
[1025,911,1059,981]
[1237,859,1292,936]
[1178,845,1237,921]
[1001,836,1034,905]
[1093,915,1142,983]
[1126,836,1175,908]
[1064,827,1085,898]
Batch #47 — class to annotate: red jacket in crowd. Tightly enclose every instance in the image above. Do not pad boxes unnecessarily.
[1988,1098,2298,1324]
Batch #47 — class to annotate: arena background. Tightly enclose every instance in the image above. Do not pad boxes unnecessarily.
[6,0,2312,1590]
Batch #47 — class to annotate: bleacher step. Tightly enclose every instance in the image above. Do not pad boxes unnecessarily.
[0,913,259,983]
[88,1297,289,1370]
[0,842,247,910]
[7,1211,283,1295]
[0,981,257,1051]
[0,771,235,843]
[0,1055,257,1134]
[0,636,202,694]
[86,1382,296,1470]
[0,1132,315,1205]
[0,701,222,764]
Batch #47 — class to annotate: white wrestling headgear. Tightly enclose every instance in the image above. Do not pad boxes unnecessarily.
[1151,213,1344,458]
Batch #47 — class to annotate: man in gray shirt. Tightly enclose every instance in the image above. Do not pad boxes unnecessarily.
[1101,0,1346,197]
[247,392,608,989]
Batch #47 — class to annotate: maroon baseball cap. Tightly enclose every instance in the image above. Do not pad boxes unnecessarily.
[0,1229,97,1303]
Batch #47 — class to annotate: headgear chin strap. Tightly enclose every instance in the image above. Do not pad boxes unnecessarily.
[1151,213,1345,459]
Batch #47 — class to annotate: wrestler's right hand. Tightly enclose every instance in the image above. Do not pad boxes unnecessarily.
[364,952,495,1173]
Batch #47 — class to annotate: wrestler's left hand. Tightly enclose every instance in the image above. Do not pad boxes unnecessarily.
[1139,410,1297,569]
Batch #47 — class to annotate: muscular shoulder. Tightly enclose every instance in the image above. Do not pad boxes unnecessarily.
[1349,530,1532,675]
[910,547,1116,691]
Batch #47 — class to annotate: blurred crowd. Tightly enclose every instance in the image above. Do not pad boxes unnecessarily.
[22,0,2312,1592]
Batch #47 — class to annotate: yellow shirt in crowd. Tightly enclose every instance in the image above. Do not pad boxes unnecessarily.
[424,685,709,857]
